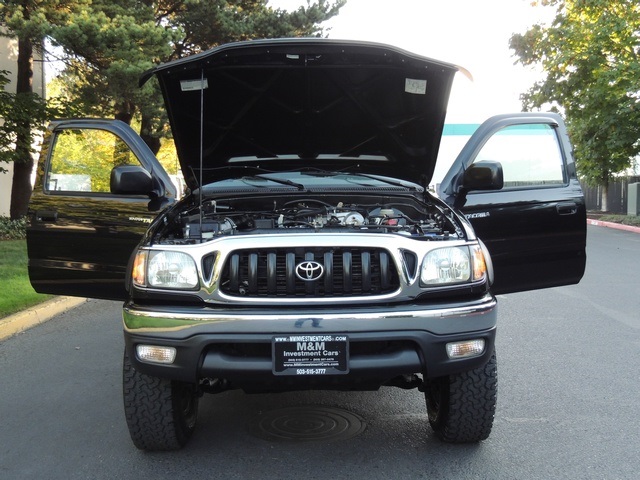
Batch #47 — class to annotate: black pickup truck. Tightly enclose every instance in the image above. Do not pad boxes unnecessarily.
[27,38,586,450]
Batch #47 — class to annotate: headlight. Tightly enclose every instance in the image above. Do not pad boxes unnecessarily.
[133,250,199,289]
[420,245,486,286]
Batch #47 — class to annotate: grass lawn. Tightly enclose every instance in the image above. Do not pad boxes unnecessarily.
[0,240,52,318]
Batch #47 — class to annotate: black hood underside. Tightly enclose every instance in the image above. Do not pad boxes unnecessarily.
[142,38,459,190]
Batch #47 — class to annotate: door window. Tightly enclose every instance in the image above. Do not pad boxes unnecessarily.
[46,128,142,193]
[472,124,566,188]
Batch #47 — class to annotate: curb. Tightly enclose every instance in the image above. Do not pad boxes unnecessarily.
[0,296,88,342]
[587,218,640,234]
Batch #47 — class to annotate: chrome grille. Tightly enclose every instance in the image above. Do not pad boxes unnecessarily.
[220,247,399,297]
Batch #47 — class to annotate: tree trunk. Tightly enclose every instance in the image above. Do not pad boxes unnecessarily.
[140,113,161,155]
[113,102,137,166]
[600,182,609,212]
[114,102,135,125]
[9,36,34,220]
[10,159,35,219]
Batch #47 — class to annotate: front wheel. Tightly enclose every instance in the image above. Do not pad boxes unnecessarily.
[425,350,497,443]
[123,349,199,451]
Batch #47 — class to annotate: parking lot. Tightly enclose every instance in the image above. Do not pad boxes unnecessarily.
[1,225,638,479]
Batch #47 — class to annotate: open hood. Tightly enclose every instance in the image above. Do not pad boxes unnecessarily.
[141,38,460,190]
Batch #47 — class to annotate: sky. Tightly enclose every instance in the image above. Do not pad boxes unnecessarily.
[44,0,555,124]
[271,0,555,123]
[41,0,557,184]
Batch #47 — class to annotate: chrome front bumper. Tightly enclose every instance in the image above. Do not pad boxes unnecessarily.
[123,294,497,387]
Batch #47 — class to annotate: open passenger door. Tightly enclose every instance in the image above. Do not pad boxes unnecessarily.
[439,113,586,295]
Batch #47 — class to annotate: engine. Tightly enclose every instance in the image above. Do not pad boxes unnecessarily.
[155,196,461,244]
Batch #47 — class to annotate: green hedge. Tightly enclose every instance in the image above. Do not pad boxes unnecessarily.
[599,214,640,227]
[0,217,27,240]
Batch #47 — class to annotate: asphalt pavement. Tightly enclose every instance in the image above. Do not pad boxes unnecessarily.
[1,224,639,479]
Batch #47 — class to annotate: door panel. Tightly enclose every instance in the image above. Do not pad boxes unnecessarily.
[27,120,175,300]
[439,113,586,295]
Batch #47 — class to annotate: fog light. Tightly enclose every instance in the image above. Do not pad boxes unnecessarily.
[446,339,485,359]
[136,345,176,364]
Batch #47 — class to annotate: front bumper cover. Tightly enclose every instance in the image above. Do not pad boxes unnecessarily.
[123,294,497,391]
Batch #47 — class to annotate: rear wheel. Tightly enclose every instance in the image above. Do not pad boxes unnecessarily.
[425,350,497,443]
[123,350,199,451]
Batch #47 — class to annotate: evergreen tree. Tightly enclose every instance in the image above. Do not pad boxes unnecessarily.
[54,0,345,153]
[1,0,345,218]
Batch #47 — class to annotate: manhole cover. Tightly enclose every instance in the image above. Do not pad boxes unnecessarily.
[248,405,366,442]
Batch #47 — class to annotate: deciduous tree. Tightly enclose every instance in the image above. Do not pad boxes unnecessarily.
[510,0,640,211]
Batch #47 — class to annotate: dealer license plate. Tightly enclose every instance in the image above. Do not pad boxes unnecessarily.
[272,334,349,376]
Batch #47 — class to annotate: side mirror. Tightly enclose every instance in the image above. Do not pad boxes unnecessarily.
[110,165,153,195]
[452,161,504,209]
[462,161,504,191]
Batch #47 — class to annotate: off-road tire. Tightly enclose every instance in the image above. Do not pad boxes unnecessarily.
[123,350,199,451]
[425,349,497,443]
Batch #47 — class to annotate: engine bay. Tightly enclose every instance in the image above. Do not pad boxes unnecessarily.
[154,193,464,244]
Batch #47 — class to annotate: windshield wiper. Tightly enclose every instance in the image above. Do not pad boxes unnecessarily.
[300,167,419,190]
[242,174,305,191]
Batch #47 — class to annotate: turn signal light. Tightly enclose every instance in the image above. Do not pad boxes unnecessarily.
[446,339,485,359]
[136,345,177,365]
[132,250,148,286]
[472,245,487,281]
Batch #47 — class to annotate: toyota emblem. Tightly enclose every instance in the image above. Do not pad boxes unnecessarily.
[295,261,324,281]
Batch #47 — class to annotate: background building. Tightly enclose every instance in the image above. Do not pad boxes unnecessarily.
[0,31,46,217]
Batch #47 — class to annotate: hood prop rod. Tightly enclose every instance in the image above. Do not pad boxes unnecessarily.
[198,67,205,242]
